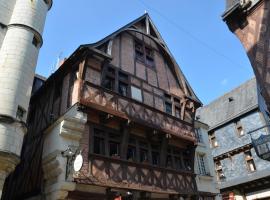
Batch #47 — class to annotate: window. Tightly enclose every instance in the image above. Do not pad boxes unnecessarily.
[94,136,105,155]
[195,129,203,143]
[16,106,25,121]
[127,146,136,161]
[209,131,218,148]
[165,102,172,115]
[139,141,149,163]
[245,151,256,172]
[104,77,115,90]
[164,94,172,115]
[109,141,120,157]
[135,41,144,62]
[215,161,225,180]
[152,145,160,165]
[102,66,131,97]
[134,40,155,67]
[166,155,173,168]
[145,47,154,67]
[183,149,192,171]
[140,148,148,162]
[118,82,128,96]
[175,106,181,118]
[131,86,142,102]
[235,120,244,136]
[197,154,208,175]
[32,35,40,48]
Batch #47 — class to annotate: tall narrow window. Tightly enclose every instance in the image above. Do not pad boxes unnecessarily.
[127,146,136,161]
[195,129,203,143]
[197,154,208,175]
[245,151,256,172]
[166,155,173,168]
[102,66,115,91]
[183,150,192,171]
[145,47,154,67]
[16,106,25,121]
[94,136,105,155]
[139,142,148,163]
[135,41,144,62]
[152,145,160,165]
[165,102,172,115]
[32,35,41,48]
[164,94,172,115]
[215,161,225,180]
[235,120,244,136]
[175,106,181,118]
[118,82,128,96]
[209,131,218,148]
[109,141,120,157]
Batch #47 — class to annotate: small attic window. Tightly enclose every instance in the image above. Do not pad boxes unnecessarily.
[228,97,234,102]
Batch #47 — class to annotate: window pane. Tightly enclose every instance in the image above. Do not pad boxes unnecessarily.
[175,107,181,118]
[109,141,120,156]
[127,146,136,161]
[152,151,160,165]
[166,155,173,168]
[135,42,144,62]
[165,102,172,115]
[184,159,192,171]
[119,82,128,96]
[94,136,105,155]
[119,72,128,81]
[198,155,207,175]
[174,156,182,170]
[140,149,148,162]
[131,86,142,102]
[103,77,114,90]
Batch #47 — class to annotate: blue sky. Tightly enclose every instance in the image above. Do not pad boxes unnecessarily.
[36,0,254,105]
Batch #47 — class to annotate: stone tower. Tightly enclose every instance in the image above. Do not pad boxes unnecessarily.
[222,0,270,110]
[0,0,52,196]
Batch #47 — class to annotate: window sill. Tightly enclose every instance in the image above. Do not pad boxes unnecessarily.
[198,174,214,181]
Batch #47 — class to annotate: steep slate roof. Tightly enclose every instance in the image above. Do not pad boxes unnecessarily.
[197,78,258,129]
[81,13,202,105]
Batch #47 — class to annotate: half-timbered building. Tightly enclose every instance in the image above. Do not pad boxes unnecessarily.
[2,14,201,200]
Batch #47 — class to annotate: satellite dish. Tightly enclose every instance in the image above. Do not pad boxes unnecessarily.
[73,154,83,172]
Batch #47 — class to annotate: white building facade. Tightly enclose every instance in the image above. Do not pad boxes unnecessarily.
[0,0,52,197]
[194,121,221,200]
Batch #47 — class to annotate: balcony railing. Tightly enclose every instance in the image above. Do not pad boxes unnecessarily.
[74,154,197,195]
[80,81,196,142]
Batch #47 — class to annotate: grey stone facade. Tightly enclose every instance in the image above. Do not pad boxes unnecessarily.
[197,78,270,199]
